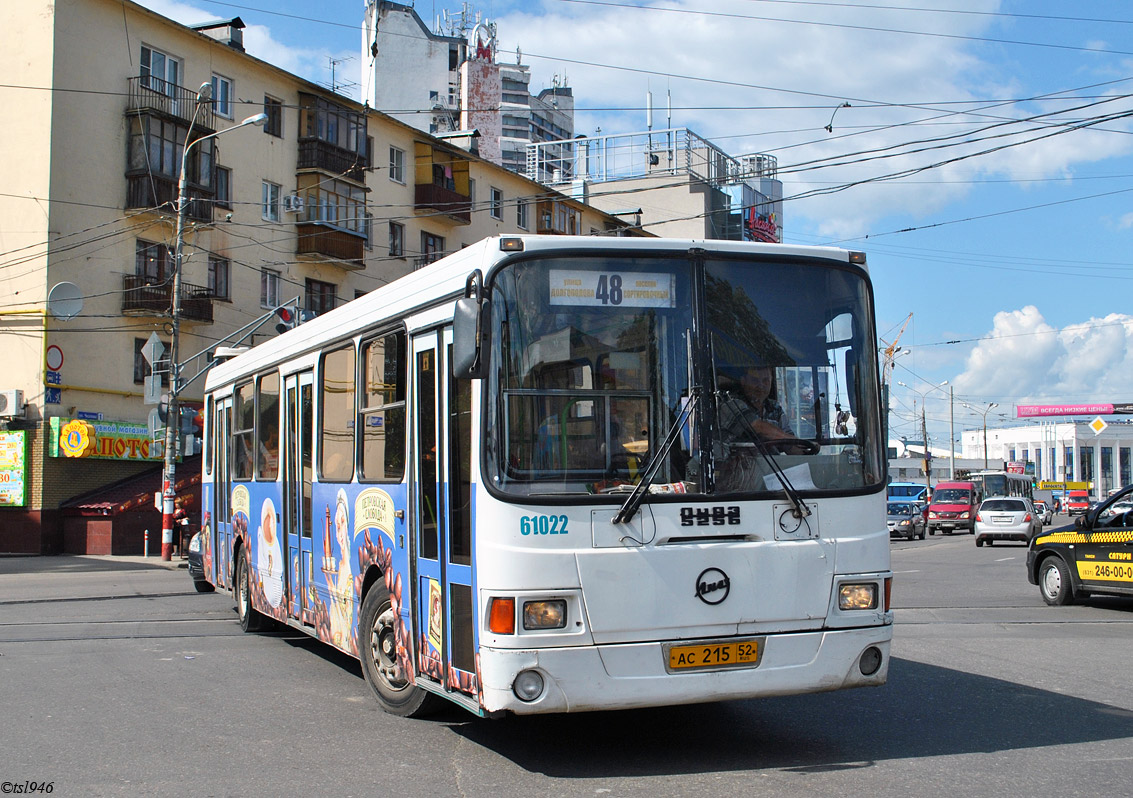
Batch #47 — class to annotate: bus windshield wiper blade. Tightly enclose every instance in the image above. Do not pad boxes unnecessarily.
[746,434,811,520]
[613,389,699,525]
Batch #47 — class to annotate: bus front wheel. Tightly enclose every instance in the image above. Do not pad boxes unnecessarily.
[236,547,268,632]
[358,584,441,717]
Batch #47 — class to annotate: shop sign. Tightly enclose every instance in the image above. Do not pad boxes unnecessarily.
[49,417,165,462]
[0,430,28,506]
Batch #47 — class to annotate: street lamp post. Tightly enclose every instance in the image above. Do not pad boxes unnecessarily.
[159,97,267,561]
[963,402,1000,471]
[898,379,948,497]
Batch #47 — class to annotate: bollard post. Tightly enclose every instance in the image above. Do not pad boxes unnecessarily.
[144,528,149,558]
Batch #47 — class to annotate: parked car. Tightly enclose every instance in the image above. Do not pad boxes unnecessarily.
[975,497,1039,546]
[888,500,926,540]
[1032,500,1052,525]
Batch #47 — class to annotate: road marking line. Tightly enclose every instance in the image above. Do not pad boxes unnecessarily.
[995,557,1015,562]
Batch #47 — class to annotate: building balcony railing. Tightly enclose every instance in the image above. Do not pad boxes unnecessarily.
[414,183,472,224]
[126,76,216,130]
[297,138,368,182]
[122,275,214,323]
[126,174,213,222]
[296,222,365,268]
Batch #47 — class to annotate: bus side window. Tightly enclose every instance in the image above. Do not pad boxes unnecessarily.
[320,343,356,482]
[233,381,255,480]
[361,331,407,481]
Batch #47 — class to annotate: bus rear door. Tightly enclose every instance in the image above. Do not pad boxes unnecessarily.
[211,396,232,589]
[411,329,477,705]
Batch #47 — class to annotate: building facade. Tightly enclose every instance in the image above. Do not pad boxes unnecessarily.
[0,0,638,553]
[962,420,1133,500]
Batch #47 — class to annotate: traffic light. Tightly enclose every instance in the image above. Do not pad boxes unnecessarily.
[275,306,296,335]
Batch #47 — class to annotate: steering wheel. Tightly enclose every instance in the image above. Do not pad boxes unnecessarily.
[763,436,820,455]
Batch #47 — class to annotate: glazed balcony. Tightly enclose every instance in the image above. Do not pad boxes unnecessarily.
[297,139,368,182]
[125,174,213,222]
[296,223,366,269]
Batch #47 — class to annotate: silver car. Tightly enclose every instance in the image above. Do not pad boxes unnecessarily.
[975,497,1038,546]
[887,500,926,540]
[1032,500,1052,525]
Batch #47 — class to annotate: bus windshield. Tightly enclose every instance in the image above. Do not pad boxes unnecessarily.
[486,253,883,497]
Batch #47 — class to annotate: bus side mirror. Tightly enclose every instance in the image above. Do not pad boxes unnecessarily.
[452,270,491,380]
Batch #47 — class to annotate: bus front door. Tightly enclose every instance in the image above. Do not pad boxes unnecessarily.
[411,329,477,702]
[211,396,232,590]
[283,371,314,623]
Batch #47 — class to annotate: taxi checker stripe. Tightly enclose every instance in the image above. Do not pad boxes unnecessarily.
[1034,530,1133,545]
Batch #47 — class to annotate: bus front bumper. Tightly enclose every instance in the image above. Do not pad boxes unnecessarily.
[479,625,892,715]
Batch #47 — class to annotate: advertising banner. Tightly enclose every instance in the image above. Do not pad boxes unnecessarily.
[48,417,164,462]
[1017,403,1133,418]
[0,430,27,506]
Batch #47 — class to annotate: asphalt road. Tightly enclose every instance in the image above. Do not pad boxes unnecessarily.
[1,524,1131,798]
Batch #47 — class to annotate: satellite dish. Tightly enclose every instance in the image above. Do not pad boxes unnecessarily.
[48,282,83,321]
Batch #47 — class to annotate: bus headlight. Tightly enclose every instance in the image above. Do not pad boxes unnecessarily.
[838,583,878,610]
[523,600,567,630]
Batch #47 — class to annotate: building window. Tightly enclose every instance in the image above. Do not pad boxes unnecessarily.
[420,231,445,266]
[216,166,232,209]
[1080,446,1094,483]
[208,255,230,300]
[140,45,179,93]
[298,94,367,158]
[305,278,337,315]
[262,181,281,222]
[389,146,405,183]
[263,95,283,137]
[1121,447,1131,487]
[389,222,404,257]
[490,187,503,220]
[134,337,169,385]
[1101,446,1114,494]
[211,74,233,119]
[135,240,171,283]
[517,199,528,229]
[260,269,280,308]
[127,116,213,185]
[1065,446,1073,479]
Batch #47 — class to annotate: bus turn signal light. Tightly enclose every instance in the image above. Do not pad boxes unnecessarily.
[489,597,516,634]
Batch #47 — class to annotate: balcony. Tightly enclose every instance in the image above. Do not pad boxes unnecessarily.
[296,223,365,269]
[414,182,472,224]
[126,76,216,130]
[297,139,368,182]
[125,174,213,222]
[122,275,214,323]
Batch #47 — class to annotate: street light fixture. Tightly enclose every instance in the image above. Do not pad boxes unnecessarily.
[963,401,1000,471]
[159,96,267,560]
[898,379,949,496]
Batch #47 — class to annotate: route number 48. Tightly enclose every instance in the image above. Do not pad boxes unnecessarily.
[594,274,624,305]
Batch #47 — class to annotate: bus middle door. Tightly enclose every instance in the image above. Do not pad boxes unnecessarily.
[283,370,314,622]
[411,329,477,705]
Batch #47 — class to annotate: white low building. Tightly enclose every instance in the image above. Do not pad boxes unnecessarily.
[961,420,1133,500]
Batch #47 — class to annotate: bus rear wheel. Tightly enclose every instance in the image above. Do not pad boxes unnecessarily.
[358,584,441,717]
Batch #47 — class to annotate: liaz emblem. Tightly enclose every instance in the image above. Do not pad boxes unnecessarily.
[695,567,730,605]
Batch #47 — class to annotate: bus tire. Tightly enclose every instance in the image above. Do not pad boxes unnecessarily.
[358,584,441,717]
[1039,556,1075,606]
[236,547,268,632]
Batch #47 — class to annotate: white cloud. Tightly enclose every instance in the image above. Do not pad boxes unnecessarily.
[951,305,1133,404]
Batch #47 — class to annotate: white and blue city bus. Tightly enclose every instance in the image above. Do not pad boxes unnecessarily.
[195,235,892,717]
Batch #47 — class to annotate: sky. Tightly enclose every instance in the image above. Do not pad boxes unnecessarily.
[137,0,1133,449]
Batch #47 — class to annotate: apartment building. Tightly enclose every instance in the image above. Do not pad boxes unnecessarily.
[362,1,576,175]
[0,0,636,553]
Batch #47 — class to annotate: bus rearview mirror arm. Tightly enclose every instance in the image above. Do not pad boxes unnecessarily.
[452,270,492,380]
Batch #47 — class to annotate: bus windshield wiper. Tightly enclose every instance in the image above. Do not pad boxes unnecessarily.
[613,389,700,525]
[746,434,811,520]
